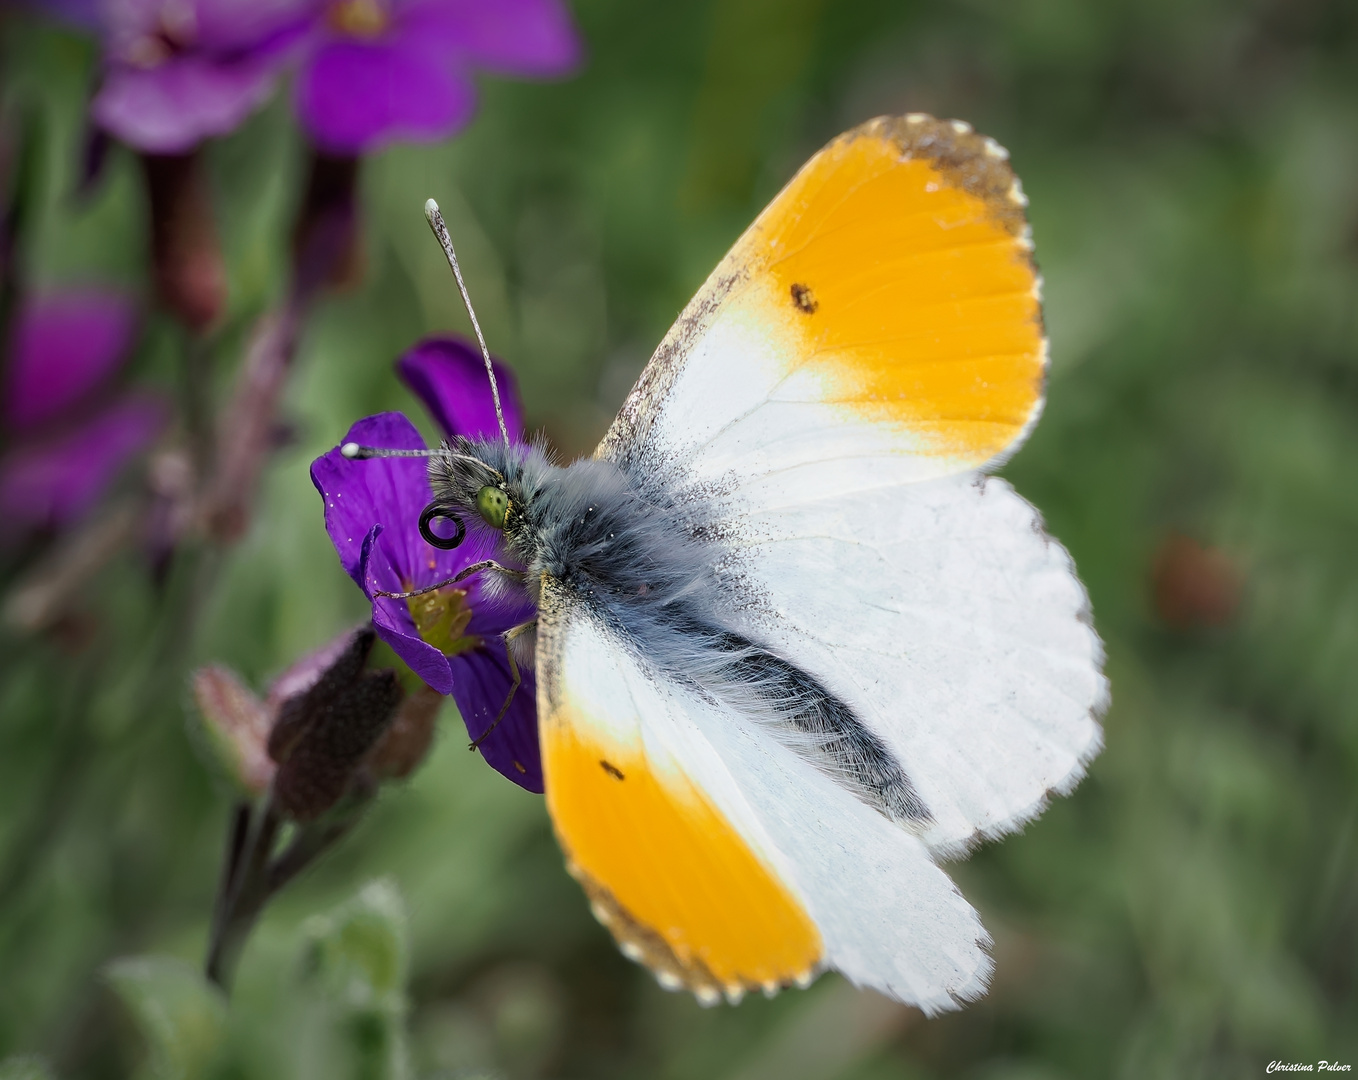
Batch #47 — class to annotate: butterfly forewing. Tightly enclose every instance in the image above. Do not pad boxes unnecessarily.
[599,114,1046,489]
[535,577,993,1012]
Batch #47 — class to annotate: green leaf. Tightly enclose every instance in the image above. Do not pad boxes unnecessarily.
[0,1056,57,1080]
[103,957,227,1080]
[300,878,409,1010]
[299,880,412,1080]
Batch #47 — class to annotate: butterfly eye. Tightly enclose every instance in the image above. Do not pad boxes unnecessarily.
[476,485,509,529]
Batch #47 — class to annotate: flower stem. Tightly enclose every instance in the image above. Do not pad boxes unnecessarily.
[0,664,95,911]
[200,304,304,542]
[204,790,374,992]
[140,152,227,333]
[267,801,367,895]
[205,796,281,990]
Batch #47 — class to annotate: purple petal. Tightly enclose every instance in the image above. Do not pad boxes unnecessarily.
[97,0,319,57]
[311,409,541,778]
[0,393,166,532]
[398,0,581,77]
[396,336,525,444]
[311,411,511,663]
[361,524,457,694]
[356,517,528,693]
[310,412,429,583]
[448,646,541,791]
[311,411,509,596]
[92,52,285,152]
[190,0,322,52]
[4,289,138,432]
[294,34,476,154]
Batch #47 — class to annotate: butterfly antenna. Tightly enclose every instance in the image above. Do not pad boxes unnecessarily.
[424,198,510,449]
[340,443,437,460]
[339,443,506,484]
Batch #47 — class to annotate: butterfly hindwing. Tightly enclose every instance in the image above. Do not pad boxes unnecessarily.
[723,471,1106,855]
[535,576,993,1012]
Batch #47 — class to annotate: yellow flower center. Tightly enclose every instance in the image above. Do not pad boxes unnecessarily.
[406,587,481,658]
[328,0,390,38]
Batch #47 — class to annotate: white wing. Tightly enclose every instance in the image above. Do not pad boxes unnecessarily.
[719,471,1106,855]
[597,114,1106,855]
[535,577,992,1012]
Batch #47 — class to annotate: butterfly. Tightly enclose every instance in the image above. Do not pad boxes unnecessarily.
[351,113,1107,1012]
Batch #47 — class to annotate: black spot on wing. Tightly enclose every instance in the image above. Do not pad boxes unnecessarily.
[790,282,818,313]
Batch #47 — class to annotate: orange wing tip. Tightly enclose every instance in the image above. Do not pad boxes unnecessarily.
[857,113,1033,239]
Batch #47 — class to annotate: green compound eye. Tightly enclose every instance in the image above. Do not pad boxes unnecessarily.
[475,485,509,529]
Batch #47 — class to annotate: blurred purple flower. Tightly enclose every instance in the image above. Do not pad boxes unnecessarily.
[295,0,581,154]
[0,396,167,531]
[311,337,541,790]
[39,0,580,154]
[88,0,318,153]
[0,290,165,534]
[3,289,138,431]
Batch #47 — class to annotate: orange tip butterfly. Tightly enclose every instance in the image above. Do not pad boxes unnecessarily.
[364,114,1108,1013]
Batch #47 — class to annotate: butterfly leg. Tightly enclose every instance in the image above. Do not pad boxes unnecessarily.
[469,619,538,751]
[374,561,526,599]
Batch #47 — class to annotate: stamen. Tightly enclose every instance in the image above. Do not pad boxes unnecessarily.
[328,0,389,38]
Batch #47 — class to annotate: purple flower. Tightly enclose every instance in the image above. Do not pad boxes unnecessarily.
[0,395,167,531]
[0,290,165,534]
[294,0,581,154]
[42,0,580,154]
[88,0,317,153]
[311,337,541,790]
[3,289,138,431]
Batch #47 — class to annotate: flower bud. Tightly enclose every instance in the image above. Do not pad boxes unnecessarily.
[269,627,404,821]
[192,665,275,795]
[365,684,442,781]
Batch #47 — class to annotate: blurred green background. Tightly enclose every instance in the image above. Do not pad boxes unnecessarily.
[2,0,1357,1076]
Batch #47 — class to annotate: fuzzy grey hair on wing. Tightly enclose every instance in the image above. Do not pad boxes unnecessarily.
[427,434,932,826]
